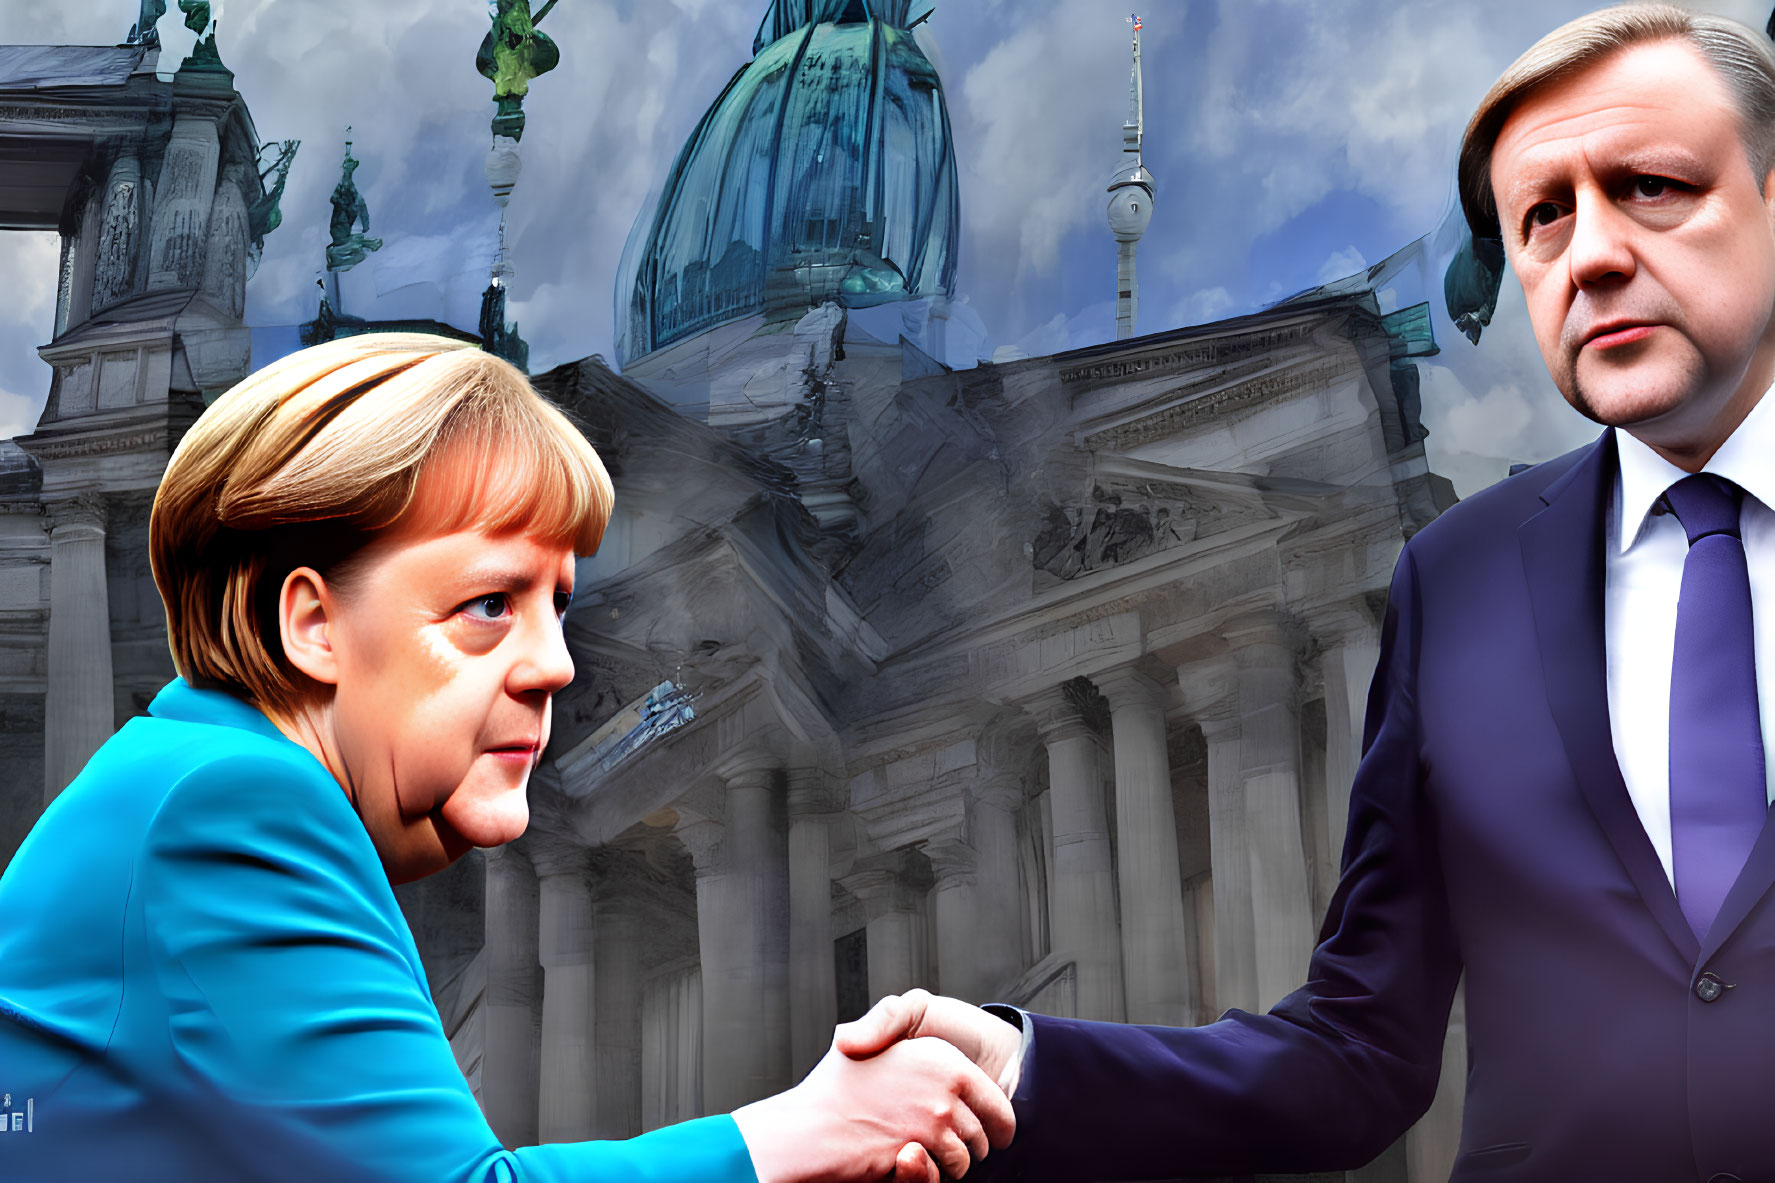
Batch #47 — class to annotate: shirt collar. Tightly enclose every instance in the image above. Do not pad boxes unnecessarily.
[1612,383,1775,554]
[146,677,293,744]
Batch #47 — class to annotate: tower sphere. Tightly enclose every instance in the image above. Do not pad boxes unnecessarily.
[1107,164,1155,244]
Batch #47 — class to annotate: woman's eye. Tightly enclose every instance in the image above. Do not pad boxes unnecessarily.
[1525,201,1562,230]
[1634,175,1672,198]
[462,593,511,622]
[554,591,573,618]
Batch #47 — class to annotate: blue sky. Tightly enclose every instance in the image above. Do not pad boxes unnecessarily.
[2,0,1771,496]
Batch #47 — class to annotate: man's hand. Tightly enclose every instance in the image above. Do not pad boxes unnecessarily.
[836,989,1025,1095]
[731,1032,1014,1183]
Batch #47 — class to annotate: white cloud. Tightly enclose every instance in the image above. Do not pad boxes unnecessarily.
[1418,278,1598,499]
[1314,245,1367,285]
[0,231,63,441]
[1170,286,1235,327]
[0,387,37,441]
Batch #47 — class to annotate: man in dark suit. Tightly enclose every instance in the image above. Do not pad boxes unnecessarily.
[843,6,1775,1180]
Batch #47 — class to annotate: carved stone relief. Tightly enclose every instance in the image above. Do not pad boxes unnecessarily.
[1030,480,1217,580]
[92,155,142,310]
[199,165,249,319]
[146,117,221,291]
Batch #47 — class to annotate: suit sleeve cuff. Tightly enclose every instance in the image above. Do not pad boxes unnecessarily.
[980,1004,1033,1098]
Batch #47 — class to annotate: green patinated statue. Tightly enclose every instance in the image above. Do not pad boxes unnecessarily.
[250,139,300,243]
[177,0,224,68]
[476,0,561,141]
[1443,228,1506,346]
[326,138,383,273]
[128,0,166,47]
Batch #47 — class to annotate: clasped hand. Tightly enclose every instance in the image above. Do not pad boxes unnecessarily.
[733,989,1024,1183]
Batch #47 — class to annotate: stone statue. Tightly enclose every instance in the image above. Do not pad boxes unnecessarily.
[128,0,166,47]
[325,137,383,273]
[476,0,561,141]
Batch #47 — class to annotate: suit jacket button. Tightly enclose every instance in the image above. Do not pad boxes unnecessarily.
[1696,973,1725,1003]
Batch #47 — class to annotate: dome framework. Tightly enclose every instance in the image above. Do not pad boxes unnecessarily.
[615,0,958,367]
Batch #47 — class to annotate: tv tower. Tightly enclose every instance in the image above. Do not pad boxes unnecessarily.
[1107,13,1155,340]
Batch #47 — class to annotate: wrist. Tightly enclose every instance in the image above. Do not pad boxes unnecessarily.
[732,1086,843,1183]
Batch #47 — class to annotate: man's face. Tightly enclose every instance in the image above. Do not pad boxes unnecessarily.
[322,522,576,884]
[1489,39,1775,450]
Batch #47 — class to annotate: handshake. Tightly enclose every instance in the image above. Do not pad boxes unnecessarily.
[730,989,1027,1183]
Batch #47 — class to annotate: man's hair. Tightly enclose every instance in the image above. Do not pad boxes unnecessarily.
[149,332,613,718]
[1458,2,1775,241]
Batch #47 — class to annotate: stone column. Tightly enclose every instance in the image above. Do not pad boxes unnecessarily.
[1317,612,1383,878]
[146,113,220,291]
[533,844,596,1143]
[592,891,643,1139]
[43,494,114,805]
[842,851,930,1001]
[1193,699,1258,1018]
[91,153,143,311]
[1228,622,1318,1013]
[678,759,791,1115]
[929,774,1025,1003]
[1098,668,1193,1027]
[482,846,542,1149]
[786,771,838,1082]
[641,963,703,1128]
[1030,688,1125,1022]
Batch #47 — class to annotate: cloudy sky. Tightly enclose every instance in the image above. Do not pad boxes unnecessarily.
[2,0,1771,497]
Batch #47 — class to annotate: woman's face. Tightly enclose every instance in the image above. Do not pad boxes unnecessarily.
[281,518,576,884]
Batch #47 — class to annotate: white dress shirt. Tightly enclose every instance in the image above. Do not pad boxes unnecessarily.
[1605,386,1775,890]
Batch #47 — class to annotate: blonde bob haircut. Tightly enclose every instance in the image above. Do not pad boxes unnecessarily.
[1458,2,1775,241]
[150,332,613,719]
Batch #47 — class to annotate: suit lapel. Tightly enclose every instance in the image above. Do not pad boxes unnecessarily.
[1518,431,1701,965]
[1699,775,1775,964]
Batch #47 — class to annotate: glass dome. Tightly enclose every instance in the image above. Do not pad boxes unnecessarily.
[615,0,958,367]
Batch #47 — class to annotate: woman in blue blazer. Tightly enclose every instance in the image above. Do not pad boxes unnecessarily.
[0,334,1011,1183]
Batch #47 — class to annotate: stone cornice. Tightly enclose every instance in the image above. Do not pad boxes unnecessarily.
[1056,320,1317,385]
[1082,357,1353,452]
[21,427,170,463]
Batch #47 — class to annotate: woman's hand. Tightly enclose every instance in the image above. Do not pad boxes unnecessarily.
[731,1030,1015,1183]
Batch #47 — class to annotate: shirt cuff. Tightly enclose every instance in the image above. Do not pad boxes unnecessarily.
[980,1004,1033,1098]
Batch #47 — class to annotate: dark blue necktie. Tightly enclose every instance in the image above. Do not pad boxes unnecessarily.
[1666,473,1767,940]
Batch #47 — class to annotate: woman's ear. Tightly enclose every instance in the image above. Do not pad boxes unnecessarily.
[279,566,342,687]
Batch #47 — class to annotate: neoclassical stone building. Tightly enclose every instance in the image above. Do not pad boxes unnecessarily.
[0,41,287,855]
[0,10,1473,1183]
[408,286,1460,1182]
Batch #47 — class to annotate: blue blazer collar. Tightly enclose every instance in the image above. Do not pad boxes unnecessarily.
[146,678,290,745]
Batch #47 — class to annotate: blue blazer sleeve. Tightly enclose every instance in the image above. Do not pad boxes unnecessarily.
[135,746,757,1183]
[984,540,1462,1181]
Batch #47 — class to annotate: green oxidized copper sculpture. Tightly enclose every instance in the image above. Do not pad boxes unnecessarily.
[1443,229,1506,346]
[250,139,300,243]
[128,0,166,47]
[326,136,383,273]
[177,0,225,68]
[476,0,561,141]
